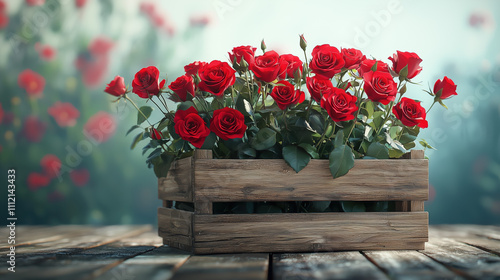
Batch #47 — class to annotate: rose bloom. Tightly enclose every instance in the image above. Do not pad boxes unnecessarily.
[210,107,247,140]
[104,76,127,97]
[229,45,257,67]
[23,116,46,142]
[48,102,80,127]
[388,51,423,79]
[83,112,116,143]
[132,66,166,98]
[197,60,236,96]
[40,154,61,179]
[18,69,45,97]
[250,50,282,83]
[433,76,457,99]
[278,54,303,80]
[184,61,207,76]
[307,75,334,103]
[75,54,109,88]
[270,80,305,110]
[357,59,389,77]
[190,14,211,27]
[35,43,56,61]
[28,173,50,191]
[26,0,45,6]
[363,71,398,105]
[0,12,8,29]
[309,44,345,78]
[321,87,358,122]
[75,0,87,8]
[70,169,90,187]
[174,107,211,148]
[168,75,195,102]
[341,48,366,69]
[88,37,114,56]
[392,97,428,128]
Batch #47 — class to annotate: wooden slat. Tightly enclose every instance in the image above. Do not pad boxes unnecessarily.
[363,250,460,279]
[158,157,193,202]
[194,158,428,202]
[273,252,387,279]
[158,207,193,250]
[171,254,269,280]
[193,212,428,254]
[194,150,214,214]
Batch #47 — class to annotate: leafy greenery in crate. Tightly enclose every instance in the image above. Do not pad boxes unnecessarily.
[105,35,457,180]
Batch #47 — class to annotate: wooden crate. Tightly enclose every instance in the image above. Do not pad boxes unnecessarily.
[158,149,429,254]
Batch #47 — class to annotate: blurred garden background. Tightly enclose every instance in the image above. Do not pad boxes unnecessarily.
[0,0,499,225]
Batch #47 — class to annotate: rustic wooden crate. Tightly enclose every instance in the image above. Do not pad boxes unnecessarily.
[158,149,429,254]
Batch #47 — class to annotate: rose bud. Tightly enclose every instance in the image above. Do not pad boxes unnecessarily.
[150,128,163,140]
[433,76,457,100]
[299,34,307,51]
[104,76,127,97]
[261,39,266,53]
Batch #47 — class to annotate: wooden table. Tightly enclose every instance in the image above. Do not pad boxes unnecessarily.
[1,225,500,279]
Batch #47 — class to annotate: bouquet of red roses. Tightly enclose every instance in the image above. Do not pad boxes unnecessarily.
[105,35,457,179]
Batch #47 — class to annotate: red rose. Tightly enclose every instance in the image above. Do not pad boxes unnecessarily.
[48,102,80,127]
[388,51,423,79]
[357,59,389,77]
[210,107,247,140]
[18,69,45,97]
[40,154,61,179]
[174,107,211,148]
[34,43,56,61]
[278,54,303,80]
[306,75,334,103]
[0,12,8,29]
[321,87,358,122]
[88,37,114,56]
[26,0,44,6]
[433,76,457,99]
[309,44,345,78]
[28,173,50,191]
[341,48,366,69]
[75,0,87,8]
[363,71,398,105]
[250,50,282,83]
[83,112,116,143]
[229,46,257,66]
[132,66,166,98]
[104,76,126,97]
[168,75,195,102]
[0,103,3,124]
[184,61,207,76]
[270,80,305,110]
[70,169,90,187]
[151,128,163,140]
[198,60,236,96]
[23,116,46,142]
[392,97,428,128]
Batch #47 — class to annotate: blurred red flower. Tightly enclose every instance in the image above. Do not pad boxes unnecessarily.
[40,154,61,179]
[18,69,45,97]
[190,14,211,27]
[35,43,56,61]
[75,0,87,8]
[70,169,89,187]
[28,173,50,191]
[83,112,116,143]
[139,2,155,16]
[75,37,113,88]
[88,37,114,56]
[26,0,45,6]
[47,191,64,202]
[0,102,3,124]
[0,12,8,29]
[48,102,80,127]
[0,0,6,11]
[22,116,46,142]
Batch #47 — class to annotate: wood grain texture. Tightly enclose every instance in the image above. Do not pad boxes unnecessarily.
[193,158,428,202]
[171,254,269,280]
[158,207,193,250]
[192,212,428,254]
[273,252,387,280]
[158,157,193,202]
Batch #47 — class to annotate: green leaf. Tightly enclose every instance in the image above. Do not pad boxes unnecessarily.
[177,101,195,111]
[419,139,437,150]
[201,132,217,149]
[366,142,389,159]
[399,65,408,81]
[399,133,417,144]
[364,126,373,141]
[231,202,254,214]
[153,154,175,178]
[250,128,277,151]
[341,201,366,212]
[372,111,385,129]
[304,201,331,212]
[363,101,374,119]
[283,145,311,173]
[384,132,406,152]
[237,143,257,159]
[404,141,416,150]
[365,201,389,212]
[389,149,406,158]
[131,132,146,150]
[334,130,345,148]
[298,143,319,159]
[438,99,448,109]
[137,106,153,125]
[146,148,162,161]
[329,144,355,178]
[308,111,325,134]
[389,126,402,139]
[157,118,169,132]
[126,125,141,136]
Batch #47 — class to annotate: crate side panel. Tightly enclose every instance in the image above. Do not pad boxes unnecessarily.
[158,157,193,202]
[194,159,428,202]
[158,207,193,248]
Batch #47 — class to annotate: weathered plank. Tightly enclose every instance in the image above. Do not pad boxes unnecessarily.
[194,158,428,202]
[422,237,500,279]
[363,250,460,279]
[193,212,428,254]
[194,150,214,214]
[273,252,387,280]
[158,207,193,250]
[158,156,193,202]
[171,254,269,280]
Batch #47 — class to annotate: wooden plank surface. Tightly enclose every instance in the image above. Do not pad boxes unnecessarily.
[158,156,193,202]
[193,212,428,254]
[158,207,193,251]
[194,158,428,202]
